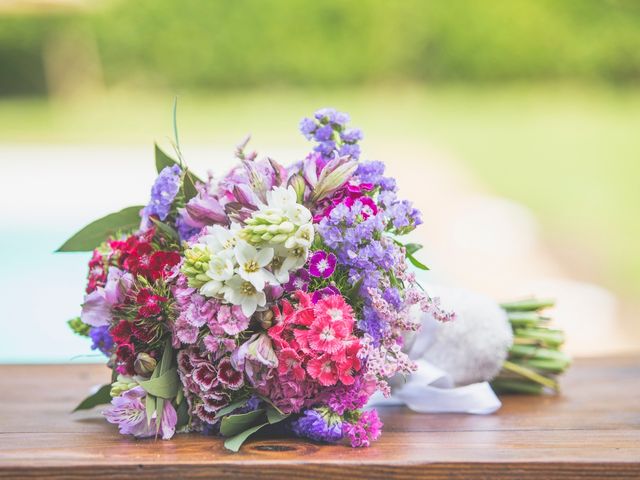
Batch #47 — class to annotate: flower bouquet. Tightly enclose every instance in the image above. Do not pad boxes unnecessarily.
[63,107,568,450]
[63,107,457,450]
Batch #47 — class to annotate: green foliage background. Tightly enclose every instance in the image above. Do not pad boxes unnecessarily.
[2,0,640,95]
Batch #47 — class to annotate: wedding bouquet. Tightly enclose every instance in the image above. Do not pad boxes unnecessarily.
[63,107,457,451]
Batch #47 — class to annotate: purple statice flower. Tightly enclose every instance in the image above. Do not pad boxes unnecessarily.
[300,108,362,161]
[284,268,310,292]
[308,250,337,278]
[299,118,317,139]
[89,325,113,356]
[141,165,182,229]
[382,287,402,309]
[340,128,363,143]
[103,386,177,440]
[311,285,340,304]
[327,376,373,415]
[291,409,343,443]
[342,409,383,448]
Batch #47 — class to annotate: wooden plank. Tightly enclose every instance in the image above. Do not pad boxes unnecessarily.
[0,357,639,479]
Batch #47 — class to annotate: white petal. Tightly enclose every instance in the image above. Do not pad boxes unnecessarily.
[256,247,274,267]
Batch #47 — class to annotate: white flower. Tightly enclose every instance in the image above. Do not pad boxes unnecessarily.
[234,240,275,290]
[266,186,297,211]
[200,279,223,297]
[223,274,266,317]
[282,244,309,272]
[202,223,240,255]
[270,246,292,283]
[207,254,235,282]
[284,223,314,249]
[287,203,312,226]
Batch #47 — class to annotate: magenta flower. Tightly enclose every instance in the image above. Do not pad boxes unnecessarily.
[311,285,340,304]
[103,386,177,440]
[284,268,310,292]
[309,251,337,278]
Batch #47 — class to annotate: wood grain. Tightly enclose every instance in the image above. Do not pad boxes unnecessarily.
[0,357,639,479]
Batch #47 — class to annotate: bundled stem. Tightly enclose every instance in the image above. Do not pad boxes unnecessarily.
[492,299,570,394]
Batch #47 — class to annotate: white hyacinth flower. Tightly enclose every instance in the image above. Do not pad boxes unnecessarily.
[200,279,223,298]
[223,274,267,317]
[281,244,308,272]
[266,185,297,211]
[234,240,275,291]
[270,246,292,284]
[202,223,240,254]
[284,223,314,249]
[207,253,235,282]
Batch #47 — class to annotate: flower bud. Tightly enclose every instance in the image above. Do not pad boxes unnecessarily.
[287,173,307,203]
[134,353,157,376]
[110,375,138,397]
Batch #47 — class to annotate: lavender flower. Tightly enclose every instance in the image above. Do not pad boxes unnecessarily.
[141,165,182,229]
[103,386,177,440]
[308,250,337,278]
[291,409,343,443]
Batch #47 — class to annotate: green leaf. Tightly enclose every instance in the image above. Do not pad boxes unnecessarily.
[219,410,265,437]
[67,317,90,337]
[407,253,430,270]
[73,384,112,412]
[150,217,180,242]
[57,206,144,252]
[183,170,199,201]
[138,367,179,399]
[155,397,165,434]
[146,394,156,425]
[214,398,249,420]
[155,143,178,173]
[404,243,423,255]
[266,405,289,425]
[155,143,201,201]
[175,399,190,429]
[223,423,269,453]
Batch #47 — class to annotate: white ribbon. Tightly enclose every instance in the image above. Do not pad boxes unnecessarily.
[368,359,501,414]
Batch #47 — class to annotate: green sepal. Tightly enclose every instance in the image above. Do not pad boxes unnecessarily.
[223,423,269,453]
[57,206,144,252]
[220,410,265,437]
[73,384,112,412]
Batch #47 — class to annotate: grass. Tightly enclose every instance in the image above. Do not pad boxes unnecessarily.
[1,84,639,297]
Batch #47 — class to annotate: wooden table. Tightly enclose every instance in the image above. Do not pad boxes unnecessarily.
[1,357,638,479]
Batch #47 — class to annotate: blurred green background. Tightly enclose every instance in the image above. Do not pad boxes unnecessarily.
[1,0,639,359]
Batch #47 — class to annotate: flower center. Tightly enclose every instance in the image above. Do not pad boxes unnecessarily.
[327,308,342,321]
[320,326,335,341]
[244,259,259,273]
[292,247,305,258]
[317,258,329,272]
[223,238,236,249]
[299,230,311,241]
[271,255,284,269]
[240,281,257,295]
